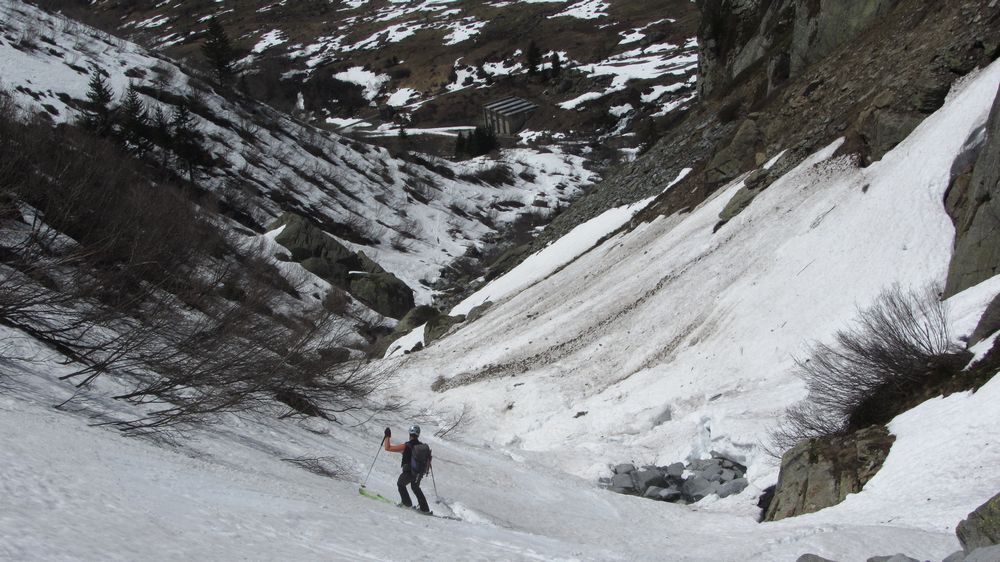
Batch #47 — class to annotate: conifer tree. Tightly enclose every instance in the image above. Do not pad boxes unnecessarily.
[202,17,235,84]
[119,83,149,155]
[82,68,115,136]
[171,104,206,182]
[454,131,467,159]
[550,52,562,77]
[526,41,541,76]
[151,104,173,168]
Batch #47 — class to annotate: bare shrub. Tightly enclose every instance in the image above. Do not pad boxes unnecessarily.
[434,403,473,439]
[281,455,353,479]
[459,163,515,186]
[771,285,970,452]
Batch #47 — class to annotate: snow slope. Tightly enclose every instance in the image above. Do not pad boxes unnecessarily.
[381,60,1000,546]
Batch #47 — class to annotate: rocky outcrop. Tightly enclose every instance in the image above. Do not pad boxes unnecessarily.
[349,272,415,320]
[764,425,894,521]
[946,85,1000,297]
[273,212,360,287]
[270,213,415,319]
[424,313,466,345]
[706,118,764,185]
[605,455,749,504]
[697,0,900,99]
[958,492,1000,553]
[855,94,925,164]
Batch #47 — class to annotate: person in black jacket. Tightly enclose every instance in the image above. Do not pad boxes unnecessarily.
[383,425,430,513]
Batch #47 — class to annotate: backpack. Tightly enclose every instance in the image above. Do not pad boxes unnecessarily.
[410,442,432,476]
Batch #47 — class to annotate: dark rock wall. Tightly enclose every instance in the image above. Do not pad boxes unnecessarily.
[697,0,900,100]
[946,85,1000,297]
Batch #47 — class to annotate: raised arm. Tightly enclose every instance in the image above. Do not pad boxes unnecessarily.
[383,427,405,452]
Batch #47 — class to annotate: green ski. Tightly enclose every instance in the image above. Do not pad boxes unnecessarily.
[359,486,393,504]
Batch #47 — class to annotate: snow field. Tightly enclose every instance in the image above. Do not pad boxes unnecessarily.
[380,60,1000,555]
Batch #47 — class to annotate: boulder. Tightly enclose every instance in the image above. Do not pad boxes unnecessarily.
[856,107,924,164]
[682,476,719,502]
[634,470,668,491]
[658,488,683,502]
[349,271,415,319]
[700,464,724,482]
[666,462,686,479]
[764,425,895,521]
[966,545,1000,562]
[866,556,919,562]
[958,492,1000,553]
[614,463,636,475]
[465,301,493,323]
[706,119,762,185]
[717,478,749,499]
[720,468,738,482]
[796,555,838,562]
[945,84,1000,296]
[424,313,465,345]
[610,473,636,493]
[643,486,664,499]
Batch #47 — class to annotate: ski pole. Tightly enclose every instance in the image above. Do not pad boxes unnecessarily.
[361,434,385,488]
[431,465,440,502]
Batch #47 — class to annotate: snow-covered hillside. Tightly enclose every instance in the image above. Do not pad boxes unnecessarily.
[0,0,596,304]
[86,0,700,142]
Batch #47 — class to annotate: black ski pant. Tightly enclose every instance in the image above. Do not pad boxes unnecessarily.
[397,469,429,512]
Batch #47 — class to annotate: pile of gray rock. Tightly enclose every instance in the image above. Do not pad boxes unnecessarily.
[603,456,749,504]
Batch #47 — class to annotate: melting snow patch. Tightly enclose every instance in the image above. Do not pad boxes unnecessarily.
[252,29,287,53]
[443,19,487,45]
[549,0,608,19]
[609,103,633,117]
[386,88,419,107]
[334,67,390,101]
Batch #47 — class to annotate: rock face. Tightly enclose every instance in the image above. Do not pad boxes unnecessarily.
[697,0,899,99]
[765,425,895,521]
[957,492,1000,553]
[969,295,1000,347]
[946,85,1000,297]
[349,273,415,320]
[270,213,415,319]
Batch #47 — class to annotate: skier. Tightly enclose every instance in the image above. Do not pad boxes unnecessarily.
[383,425,430,513]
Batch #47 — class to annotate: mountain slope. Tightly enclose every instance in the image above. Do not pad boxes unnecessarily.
[0,0,596,305]
[71,0,701,144]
